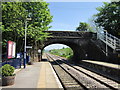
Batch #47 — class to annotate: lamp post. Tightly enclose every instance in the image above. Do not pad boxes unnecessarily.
[24,18,31,68]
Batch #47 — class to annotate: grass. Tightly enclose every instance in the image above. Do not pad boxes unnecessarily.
[49,48,73,59]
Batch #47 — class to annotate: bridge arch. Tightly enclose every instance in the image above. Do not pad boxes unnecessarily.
[38,31,107,62]
[41,38,89,61]
[42,44,73,58]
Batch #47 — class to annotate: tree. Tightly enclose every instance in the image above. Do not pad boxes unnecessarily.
[94,2,120,38]
[76,22,93,32]
[2,1,53,53]
[88,16,99,33]
[76,22,89,31]
[2,2,26,53]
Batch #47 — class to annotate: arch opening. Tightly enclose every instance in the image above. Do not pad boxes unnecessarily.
[42,44,74,60]
[38,39,88,62]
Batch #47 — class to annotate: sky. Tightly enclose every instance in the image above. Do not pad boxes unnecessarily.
[44,2,107,50]
[45,0,111,2]
[44,44,69,51]
[48,2,104,31]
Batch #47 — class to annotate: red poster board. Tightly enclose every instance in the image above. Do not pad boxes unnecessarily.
[7,41,16,59]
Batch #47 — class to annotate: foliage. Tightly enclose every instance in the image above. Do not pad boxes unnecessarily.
[76,22,94,32]
[22,2,53,41]
[94,2,120,38]
[76,22,89,31]
[2,1,53,53]
[88,16,99,33]
[49,48,73,59]
[1,64,15,77]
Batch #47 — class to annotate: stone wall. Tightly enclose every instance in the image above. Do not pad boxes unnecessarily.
[40,31,118,63]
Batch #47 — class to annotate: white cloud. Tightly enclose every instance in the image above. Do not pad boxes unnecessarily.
[44,44,69,50]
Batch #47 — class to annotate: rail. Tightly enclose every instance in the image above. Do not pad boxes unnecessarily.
[46,53,119,89]
[97,30,120,50]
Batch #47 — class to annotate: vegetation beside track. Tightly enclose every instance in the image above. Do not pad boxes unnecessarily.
[48,48,73,59]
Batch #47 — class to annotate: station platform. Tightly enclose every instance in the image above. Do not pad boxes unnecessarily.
[37,61,62,89]
[82,60,120,69]
[1,58,63,89]
[79,60,120,83]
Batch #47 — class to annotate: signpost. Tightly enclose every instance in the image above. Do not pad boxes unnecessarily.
[24,17,32,68]
[7,41,16,59]
[26,46,32,49]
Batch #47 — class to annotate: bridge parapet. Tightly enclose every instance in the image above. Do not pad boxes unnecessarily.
[44,31,95,38]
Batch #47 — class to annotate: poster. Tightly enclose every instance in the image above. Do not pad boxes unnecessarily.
[7,41,16,59]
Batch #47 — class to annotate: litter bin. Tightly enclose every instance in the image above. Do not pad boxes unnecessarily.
[26,55,30,64]
[16,53,23,68]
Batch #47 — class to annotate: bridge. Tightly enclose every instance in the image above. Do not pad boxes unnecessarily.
[39,31,120,63]
[3,31,120,89]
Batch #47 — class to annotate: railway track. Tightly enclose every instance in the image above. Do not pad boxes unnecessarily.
[46,54,85,90]
[46,53,119,90]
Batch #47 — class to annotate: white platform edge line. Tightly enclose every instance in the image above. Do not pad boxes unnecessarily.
[48,63,63,89]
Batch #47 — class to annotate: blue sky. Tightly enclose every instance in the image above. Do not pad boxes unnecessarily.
[44,2,106,50]
[48,2,104,31]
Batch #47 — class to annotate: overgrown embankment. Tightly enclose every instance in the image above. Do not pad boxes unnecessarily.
[49,48,73,59]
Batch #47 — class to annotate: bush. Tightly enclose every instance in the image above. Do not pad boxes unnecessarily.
[1,64,15,77]
[66,55,73,59]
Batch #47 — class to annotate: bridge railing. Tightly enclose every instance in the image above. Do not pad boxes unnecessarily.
[97,30,120,50]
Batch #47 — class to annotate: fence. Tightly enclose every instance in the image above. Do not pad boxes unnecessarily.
[2,58,23,69]
[1,53,30,69]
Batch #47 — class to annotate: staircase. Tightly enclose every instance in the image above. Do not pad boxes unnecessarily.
[88,30,120,64]
[97,30,120,54]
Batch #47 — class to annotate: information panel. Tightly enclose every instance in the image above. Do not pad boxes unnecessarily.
[7,41,16,59]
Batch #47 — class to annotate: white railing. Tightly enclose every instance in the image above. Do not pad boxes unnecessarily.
[97,30,120,50]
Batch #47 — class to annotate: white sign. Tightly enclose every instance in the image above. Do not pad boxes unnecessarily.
[12,42,16,58]
[17,53,21,58]
[26,46,32,48]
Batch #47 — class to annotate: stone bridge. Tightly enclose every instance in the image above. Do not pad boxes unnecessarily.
[39,31,119,63]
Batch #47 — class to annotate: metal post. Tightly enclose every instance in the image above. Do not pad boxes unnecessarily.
[97,30,98,39]
[96,27,99,40]
[114,36,116,49]
[24,20,27,68]
[105,30,108,56]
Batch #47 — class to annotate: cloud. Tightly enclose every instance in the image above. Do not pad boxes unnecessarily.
[44,44,69,50]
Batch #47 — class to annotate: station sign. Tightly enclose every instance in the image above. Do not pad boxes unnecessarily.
[7,41,16,59]
[26,46,32,48]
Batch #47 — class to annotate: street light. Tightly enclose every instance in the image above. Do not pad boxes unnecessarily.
[24,17,31,68]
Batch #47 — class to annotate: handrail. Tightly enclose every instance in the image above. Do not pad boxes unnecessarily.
[97,30,120,50]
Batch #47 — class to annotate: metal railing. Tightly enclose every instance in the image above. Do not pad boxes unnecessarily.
[97,30,120,50]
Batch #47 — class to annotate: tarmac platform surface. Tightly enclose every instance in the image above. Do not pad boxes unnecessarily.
[1,60,63,89]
